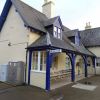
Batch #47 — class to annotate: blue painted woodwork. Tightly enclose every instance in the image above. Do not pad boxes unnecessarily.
[83,55,88,77]
[28,51,32,84]
[67,53,75,82]
[71,53,76,82]
[46,51,51,91]
[0,0,12,31]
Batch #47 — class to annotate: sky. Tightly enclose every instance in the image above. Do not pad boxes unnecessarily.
[0,0,100,30]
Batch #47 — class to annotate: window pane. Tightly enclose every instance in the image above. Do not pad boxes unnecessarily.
[58,33,61,39]
[40,51,46,71]
[54,31,57,37]
[32,51,38,70]
[58,28,61,33]
[54,26,57,32]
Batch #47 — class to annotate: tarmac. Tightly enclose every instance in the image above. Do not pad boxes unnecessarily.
[0,75,100,100]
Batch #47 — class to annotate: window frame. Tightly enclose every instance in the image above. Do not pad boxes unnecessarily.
[54,26,58,38]
[31,51,46,73]
[58,28,61,39]
[53,26,62,39]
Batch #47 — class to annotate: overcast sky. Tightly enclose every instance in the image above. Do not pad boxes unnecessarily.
[0,0,100,30]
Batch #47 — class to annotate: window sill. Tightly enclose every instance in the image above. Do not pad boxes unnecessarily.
[31,70,46,73]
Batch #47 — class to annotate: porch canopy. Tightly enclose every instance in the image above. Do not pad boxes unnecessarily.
[27,32,95,57]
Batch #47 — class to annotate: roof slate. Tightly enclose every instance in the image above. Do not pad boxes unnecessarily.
[11,0,48,33]
[28,32,94,56]
[27,33,77,52]
[64,29,79,37]
[43,16,59,27]
[63,25,70,32]
[0,0,95,56]
[80,27,100,47]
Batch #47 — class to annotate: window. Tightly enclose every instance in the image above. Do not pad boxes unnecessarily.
[54,26,57,37]
[96,57,100,67]
[58,28,61,39]
[32,51,46,72]
[96,63,100,67]
[54,26,62,39]
[40,51,46,71]
[32,51,38,70]
[54,26,57,32]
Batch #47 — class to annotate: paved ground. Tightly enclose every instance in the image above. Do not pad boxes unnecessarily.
[0,75,100,100]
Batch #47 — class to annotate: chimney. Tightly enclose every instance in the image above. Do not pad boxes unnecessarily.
[85,22,92,30]
[42,0,55,18]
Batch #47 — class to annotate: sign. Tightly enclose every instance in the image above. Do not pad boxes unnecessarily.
[50,49,62,53]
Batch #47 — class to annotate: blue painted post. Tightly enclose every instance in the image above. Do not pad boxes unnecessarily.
[28,50,32,85]
[84,56,88,77]
[46,51,51,91]
[71,53,75,82]
[93,57,96,75]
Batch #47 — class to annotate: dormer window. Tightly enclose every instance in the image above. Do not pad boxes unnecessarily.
[54,26,62,39]
[54,26,58,37]
[58,28,61,39]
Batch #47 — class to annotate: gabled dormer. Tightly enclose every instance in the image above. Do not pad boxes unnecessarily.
[43,16,63,40]
[66,29,80,45]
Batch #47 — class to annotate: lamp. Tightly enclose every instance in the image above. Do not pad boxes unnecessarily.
[8,42,11,46]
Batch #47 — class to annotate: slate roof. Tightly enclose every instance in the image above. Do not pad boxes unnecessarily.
[43,16,59,27]
[71,43,95,56]
[27,33,77,52]
[0,0,69,33]
[63,25,70,32]
[0,0,95,56]
[28,32,94,56]
[80,27,100,47]
[62,33,94,56]
[64,29,79,37]
[11,0,48,33]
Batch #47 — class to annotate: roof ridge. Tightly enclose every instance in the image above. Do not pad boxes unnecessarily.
[80,27,100,32]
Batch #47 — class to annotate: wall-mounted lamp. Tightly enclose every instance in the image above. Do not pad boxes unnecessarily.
[8,42,11,46]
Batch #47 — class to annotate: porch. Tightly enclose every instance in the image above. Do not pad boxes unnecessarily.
[26,33,96,90]
[27,49,96,90]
